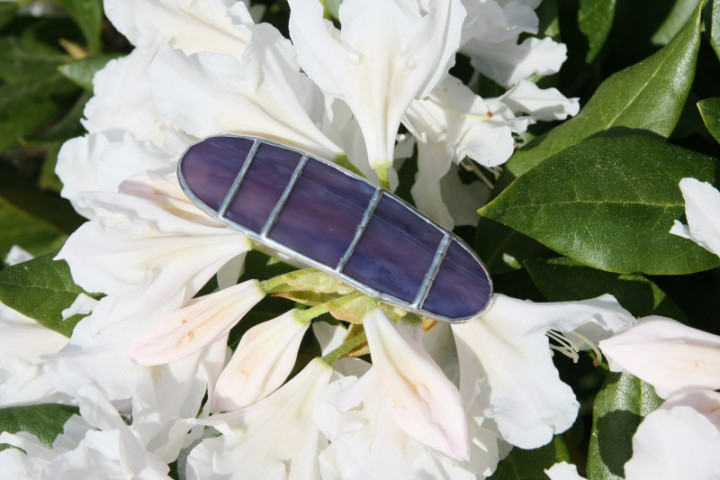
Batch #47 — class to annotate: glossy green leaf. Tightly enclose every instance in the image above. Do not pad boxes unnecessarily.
[480,135,720,275]
[475,217,551,275]
[0,254,89,337]
[651,0,702,45]
[525,257,686,320]
[490,436,570,480]
[506,4,702,178]
[0,404,77,447]
[0,205,66,261]
[710,0,720,60]
[578,0,616,62]
[59,54,122,90]
[54,0,103,53]
[697,97,720,143]
[0,162,84,235]
[587,372,662,480]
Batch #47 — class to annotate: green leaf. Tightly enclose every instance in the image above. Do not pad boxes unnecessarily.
[713,0,720,61]
[0,73,79,154]
[59,54,122,90]
[474,217,551,275]
[506,3,702,178]
[0,34,70,83]
[0,162,84,235]
[525,257,686,320]
[0,404,77,448]
[480,135,720,275]
[578,0,616,62]
[0,254,89,337]
[651,0,703,45]
[697,97,720,143]
[0,205,67,260]
[53,0,103,53]
[490,435,570,480]
[587,372,662,480]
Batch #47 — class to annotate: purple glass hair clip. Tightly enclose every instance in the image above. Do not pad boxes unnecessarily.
[177,135,493,323]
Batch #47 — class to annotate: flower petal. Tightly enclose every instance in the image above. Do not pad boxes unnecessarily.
[670,178,720,257]
[453,294,633,448]
[364,309,470,460]
[599,316,720,398]
[130,280,265,365]
[213,310,310,412]
[625,401,720,480]
[289,0,465,172]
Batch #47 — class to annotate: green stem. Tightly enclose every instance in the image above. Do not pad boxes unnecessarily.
[321,329,368,366]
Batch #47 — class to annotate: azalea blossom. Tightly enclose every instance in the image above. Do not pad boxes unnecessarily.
[186,358,333,480]
[453,293,634,449]
[0,384,171,479]
[288,0,466,185]
[599,317,720,479]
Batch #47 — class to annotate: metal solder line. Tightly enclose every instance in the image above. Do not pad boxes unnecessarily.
[260,153,309,238]
[217,138,261,218]
[413,233,452,308]
[335,188,384,273]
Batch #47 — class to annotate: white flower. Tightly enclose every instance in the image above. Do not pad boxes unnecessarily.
[363,309,470,460]
[186,358,333,480]
[460,0,567,86]
[600,317,720,479]
[104,0,254,56]
[0,302,69,407]
[317,370,478,480]
[0,384,171,479]
[624,390,720,480]
[453,294,634,449]
[148,25,342,160]
[288,0,466,183]
[545,461,585,480]
[670,177,720,257]
[213,310,311,412]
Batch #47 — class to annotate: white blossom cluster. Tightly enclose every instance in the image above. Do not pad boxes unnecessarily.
[1,0,718,479]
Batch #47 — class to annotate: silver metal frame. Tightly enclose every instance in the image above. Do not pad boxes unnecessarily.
[177,134,493,323]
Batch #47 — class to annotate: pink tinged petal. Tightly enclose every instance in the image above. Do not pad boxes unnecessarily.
[148,30,340,161]
[186,358,333,480]
[453,294,632,448]
[625,403,720,480]
[131,280,265,366]
[364,309,470,460]
[213,310,310,412]
[670,178,720,257]
[661,390,720,430]
[105,0,252,56]
[599,316,720,398]
[289,0,466,169]
[500,80,580,121]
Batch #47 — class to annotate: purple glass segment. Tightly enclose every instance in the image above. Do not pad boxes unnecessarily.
[343,195,443,303]
[179,136,253,210]
[268,158,376,267]
[422,240,491,319]
[224,143,302,233]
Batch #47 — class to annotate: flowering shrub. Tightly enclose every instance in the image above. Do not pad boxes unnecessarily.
[0,0,719,479]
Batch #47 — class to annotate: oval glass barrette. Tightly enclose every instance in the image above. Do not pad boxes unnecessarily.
[177,135,493,323]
